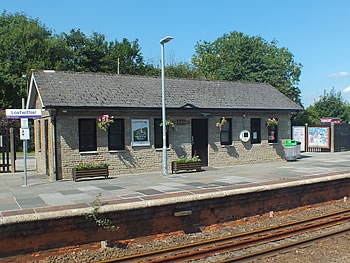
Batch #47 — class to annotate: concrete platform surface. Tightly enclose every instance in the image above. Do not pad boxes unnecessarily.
[1,152,350,220]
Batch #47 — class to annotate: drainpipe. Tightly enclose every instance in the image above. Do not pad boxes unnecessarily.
[51,109,58,181]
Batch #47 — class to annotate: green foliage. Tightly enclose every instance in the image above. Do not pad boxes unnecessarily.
[303,88,350,124]
[159,119,175,129]
[192,31,303,104]
[0,11,147,109]
[176,156,201,163]
[86,193,118,232]
[75,161,110,169]
[0,11,54,108]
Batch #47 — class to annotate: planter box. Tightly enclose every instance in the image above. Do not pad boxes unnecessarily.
[171,161,201,174]
[72,167,109,181]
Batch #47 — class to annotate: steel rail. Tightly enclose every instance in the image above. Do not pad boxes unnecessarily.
[96,208,350,263]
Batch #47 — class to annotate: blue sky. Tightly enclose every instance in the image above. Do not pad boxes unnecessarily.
[2,0,350,107]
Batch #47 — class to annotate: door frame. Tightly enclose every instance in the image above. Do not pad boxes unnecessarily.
[191,119,208,166]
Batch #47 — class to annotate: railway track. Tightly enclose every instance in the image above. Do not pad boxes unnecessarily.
[96,208,350,263]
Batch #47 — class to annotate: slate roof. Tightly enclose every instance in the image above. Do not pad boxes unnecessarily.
[29,70,303,112]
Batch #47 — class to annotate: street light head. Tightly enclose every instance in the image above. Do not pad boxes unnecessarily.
[160,36,174,45]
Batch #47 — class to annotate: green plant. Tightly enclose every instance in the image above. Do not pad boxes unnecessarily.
[175,156,201,163]
[75,161,110,169]
[98,114,114,131]
[86,193,119,232]
[160,119,175,129]
[216,117,228,130]
[266,117,279,127]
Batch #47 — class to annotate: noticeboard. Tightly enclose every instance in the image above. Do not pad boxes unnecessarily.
[307,127,330,149]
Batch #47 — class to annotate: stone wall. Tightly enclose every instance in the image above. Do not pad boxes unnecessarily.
[35,110,292,179]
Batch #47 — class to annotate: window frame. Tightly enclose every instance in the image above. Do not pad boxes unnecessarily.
[220,118,232,145]
[108,118,125,150]
[251,118,261,144]
[267,122,278,143]
[154,118,169,149]
[78,119,97,152]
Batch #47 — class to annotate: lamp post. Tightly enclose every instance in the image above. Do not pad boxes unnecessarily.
[160,36,174,175]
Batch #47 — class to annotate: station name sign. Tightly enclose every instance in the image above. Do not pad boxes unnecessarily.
[6,109,42,119]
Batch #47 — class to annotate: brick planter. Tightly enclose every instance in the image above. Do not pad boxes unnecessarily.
[72,167,109,181]
[171,161,201,174]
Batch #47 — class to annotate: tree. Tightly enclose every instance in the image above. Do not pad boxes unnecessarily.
[191,31,303,104]
[104,38,145,75]
[295,88,350,125]
[0,11,53,108]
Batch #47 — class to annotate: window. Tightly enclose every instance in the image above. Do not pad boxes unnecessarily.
[154,118,169,148]
[268,121,278,143]
[36,120,41,152]
[220,118,232,145]
[79,119,96,152]
[251,118,261,144]
[108,119,125,150]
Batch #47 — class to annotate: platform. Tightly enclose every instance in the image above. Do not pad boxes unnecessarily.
[1,151,350,220]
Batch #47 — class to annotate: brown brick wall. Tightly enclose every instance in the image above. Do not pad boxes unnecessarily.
[1,178,350,258]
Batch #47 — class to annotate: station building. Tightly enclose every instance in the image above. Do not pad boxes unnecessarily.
[27,70,303,180]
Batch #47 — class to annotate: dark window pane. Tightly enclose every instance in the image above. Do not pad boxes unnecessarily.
[108,119,125,150]
[251,118,261,144]
[220,118,232,145]
[268,123,278,143]
[154,118,169,148]
[79,119,96,151]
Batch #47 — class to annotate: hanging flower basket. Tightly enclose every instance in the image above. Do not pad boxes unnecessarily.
[216,117,228,131]
[160,119,175,130]
[98,114,114,131]
[266,118,278,127]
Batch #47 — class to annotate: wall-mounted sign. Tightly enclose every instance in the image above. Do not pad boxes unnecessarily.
[292,126,305,151]
[239,130,250,142]
[131,119,150,146]
[6,109,42,119]
[173,119,190,125]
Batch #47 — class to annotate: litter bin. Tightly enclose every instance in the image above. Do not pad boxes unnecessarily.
[285,140,297,161]
[296,141,301,159]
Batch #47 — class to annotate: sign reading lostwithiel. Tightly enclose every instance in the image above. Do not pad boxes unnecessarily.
[5,109,42,119]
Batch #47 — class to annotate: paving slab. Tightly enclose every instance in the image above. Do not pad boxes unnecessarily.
[1,152,350,219]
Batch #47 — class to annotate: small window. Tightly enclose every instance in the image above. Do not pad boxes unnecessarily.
[154,118,169,148]
[79,119,96,152]
[108,119,125,150]
[251,118,261,144]
[220,118,232,145]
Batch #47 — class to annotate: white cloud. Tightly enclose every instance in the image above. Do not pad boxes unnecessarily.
[329,72,350,78]
[343,86,350,93]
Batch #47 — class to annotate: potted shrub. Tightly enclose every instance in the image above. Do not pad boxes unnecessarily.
[72,161,110,181]
[171,156,202,174]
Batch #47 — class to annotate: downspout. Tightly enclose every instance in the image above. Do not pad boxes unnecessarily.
[51,109,58,181]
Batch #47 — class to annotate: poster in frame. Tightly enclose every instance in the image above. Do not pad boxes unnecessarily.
[131,119,150,146]
[292,126,305,151]
[307,127,330,149]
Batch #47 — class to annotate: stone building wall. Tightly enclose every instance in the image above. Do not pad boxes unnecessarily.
[35,110,291,180]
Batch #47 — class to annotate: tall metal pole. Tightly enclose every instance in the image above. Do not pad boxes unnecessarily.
[160,36,173,176]
[22,98,27,187]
